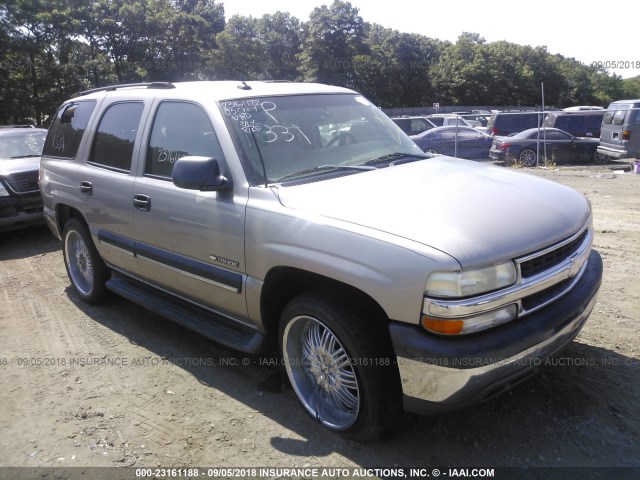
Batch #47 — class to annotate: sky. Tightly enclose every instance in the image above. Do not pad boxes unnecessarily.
[221,0,640,80]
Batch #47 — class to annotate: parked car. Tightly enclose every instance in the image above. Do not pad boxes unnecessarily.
[489,127,604,166]
[453,110,491,127]
[425,114,478,128]
[486,110,545,136]
[543,110,605,138]
[0,125,47,231]
[41,81,601,440]
[410,126,493,159]
[391,116,437,135]
[597,99,640,161]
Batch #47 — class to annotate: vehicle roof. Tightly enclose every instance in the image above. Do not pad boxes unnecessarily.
[514,127,570,136]
[71,81,357,102]
[391,115,433,119]
[561,106,604,111]
[608,99,640,105]
[412,125,480,137]
[547,110,605,116]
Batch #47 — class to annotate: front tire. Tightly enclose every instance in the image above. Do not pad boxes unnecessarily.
[279,289,402,441]
[62,218,110,304]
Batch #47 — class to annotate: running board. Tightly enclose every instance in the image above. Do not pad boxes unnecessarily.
[106,274,265,353]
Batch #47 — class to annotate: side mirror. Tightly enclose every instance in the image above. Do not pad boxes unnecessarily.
[172,156,230,192]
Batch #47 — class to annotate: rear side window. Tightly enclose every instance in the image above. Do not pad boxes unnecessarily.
[612,110,628,125]
[604,104,631,125]
[145,102,224,179]
[43,101,96,158]
[89,102,144,172]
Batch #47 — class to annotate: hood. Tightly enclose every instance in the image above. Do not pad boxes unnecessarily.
[275,157,590,268]
[0,156,41,176]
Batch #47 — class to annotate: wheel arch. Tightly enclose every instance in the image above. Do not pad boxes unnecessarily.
[55,204,88,236]
[260,267,389,346]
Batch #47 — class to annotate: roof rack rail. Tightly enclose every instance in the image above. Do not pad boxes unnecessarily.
[73,82,175,98]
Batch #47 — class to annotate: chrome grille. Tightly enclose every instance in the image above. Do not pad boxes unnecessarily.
[519,229,589,279]
[5,171,40,194]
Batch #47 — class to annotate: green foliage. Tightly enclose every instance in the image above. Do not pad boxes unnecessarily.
[297,0,367,88]
[622,75,640,99]
[0,1,629,124]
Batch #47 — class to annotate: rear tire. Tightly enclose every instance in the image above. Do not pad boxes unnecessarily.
[62,218,110,304]
[593,152,608,165]
[279,289,402,441]
[518,149,537,167]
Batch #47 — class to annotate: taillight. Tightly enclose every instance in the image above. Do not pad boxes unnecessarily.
[498,143,510,150]
[622,130,631,141]
[491,127,499,135]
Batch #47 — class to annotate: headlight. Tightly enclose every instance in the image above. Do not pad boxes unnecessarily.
[0,182,10,197]
[423,261,518,335]
[425,261,517,298]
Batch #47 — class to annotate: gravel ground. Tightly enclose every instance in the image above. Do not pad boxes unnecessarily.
[0,164,638,480]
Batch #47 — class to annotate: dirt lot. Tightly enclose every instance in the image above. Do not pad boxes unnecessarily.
[0,165,639,478]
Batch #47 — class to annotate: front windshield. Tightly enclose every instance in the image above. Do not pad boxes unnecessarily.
[0,131,47,159]
[220,94,423,184]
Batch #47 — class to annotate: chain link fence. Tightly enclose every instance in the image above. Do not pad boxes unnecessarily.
[392,105,640,168]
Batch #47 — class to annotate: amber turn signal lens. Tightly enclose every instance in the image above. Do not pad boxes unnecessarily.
[422,316,464,335]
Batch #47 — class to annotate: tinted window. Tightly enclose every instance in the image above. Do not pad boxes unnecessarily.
[392,119,410,134]
[90,102,144,172]
[612,109,628,125]
[545,131,570,140]
[145,102,224,179]
[556,116,581,131]
[586,114,604,129]
[604,104,632,125]
[43,101,96,158]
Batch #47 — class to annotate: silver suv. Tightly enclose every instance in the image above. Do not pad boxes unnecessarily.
[40,81,602,440]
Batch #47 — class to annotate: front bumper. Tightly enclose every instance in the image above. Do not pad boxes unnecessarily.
[390,250,602,414]
[0,194,44,231]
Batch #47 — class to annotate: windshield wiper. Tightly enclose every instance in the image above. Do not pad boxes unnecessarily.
[277,164,375,183]
[364,152,432,166]
[10,154,41,159]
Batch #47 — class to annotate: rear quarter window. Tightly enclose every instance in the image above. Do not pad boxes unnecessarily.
[43,101,96,158]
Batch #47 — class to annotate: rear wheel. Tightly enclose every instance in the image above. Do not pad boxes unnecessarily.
[518,149,537,167]
[594,152,608,164]
[62,218,110,304]
[279,289,402,441]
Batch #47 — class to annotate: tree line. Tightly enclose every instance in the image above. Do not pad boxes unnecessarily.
[2,0,639,125]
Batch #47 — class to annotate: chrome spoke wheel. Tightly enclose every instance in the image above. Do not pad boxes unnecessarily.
[519,149,537,167]
[65,230,94,296]
[283,315,360,430]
